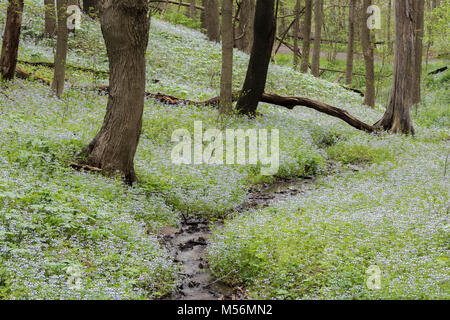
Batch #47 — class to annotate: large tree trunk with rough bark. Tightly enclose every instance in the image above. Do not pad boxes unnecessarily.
[82,0,150,183]
[345,0,356,85]
[311,0,323,77]
[44,0,57,37]
[236,0,276,116]
[236,0,255,54]
[219,0,233,115]
[413,0,425,105]
[300,0,312,73]
[375,0,417,134]
[360,0,375,108]
[204,0,220,42]
[52,0,69,98]
[0,0,24,81]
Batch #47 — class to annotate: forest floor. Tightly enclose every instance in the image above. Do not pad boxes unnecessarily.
[0,2,449,300]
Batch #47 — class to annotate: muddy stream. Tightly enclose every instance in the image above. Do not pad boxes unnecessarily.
[161,177,317,300]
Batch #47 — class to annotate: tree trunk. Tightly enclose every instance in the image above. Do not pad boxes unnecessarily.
[0,0,24,81]
[200,0,206,29]
[236,0,255,54]
[44,0,57,37]
[360,0,375,108]
[52,0,69,98]
[413,0,425,105]
[204,0,220,42]
[82,0,150,183]
[279,0,287,38]
[345,0,356,85]
[292,0,301,70]
[311,0,323,77]
[236,0,277,116]
[300,0,312,73]
[375,0,417,135]
[188,0,196,18]
[387,0,393,53]
[219,0,233,115]
[82,0,98,17]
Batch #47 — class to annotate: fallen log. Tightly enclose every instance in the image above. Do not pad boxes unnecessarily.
[260,93,376,133]
[142,91,376,133]
[428,66,448,76]
[15,66,51,85]
[340,86,365,97]
[15,68,377,133]
[152,0,204,11]
[18,60,109,75]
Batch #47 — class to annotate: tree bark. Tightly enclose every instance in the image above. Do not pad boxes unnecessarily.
[200,0,206,29]
[82,0,150,183]
[360,0,375,108]
[204,0,220,42]
[44,0,57,37]
[292,0,301,70]
[413,0,425,105]
[300,0,312,73]
[236,0,277,116]
[188,0,196,18]
[52,0,69,98]
[387,0,393,53]
[0,0,24,81]
[375,0,417,134]
[345,0,356,85]
[219,0,233,115]
[311,0,323,77]
[236,0,255,54]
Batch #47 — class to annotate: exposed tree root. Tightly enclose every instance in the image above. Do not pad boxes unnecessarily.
[15,67,378,133]
[70,162,102,172]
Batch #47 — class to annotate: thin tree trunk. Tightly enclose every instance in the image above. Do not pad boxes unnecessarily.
[82,0,150,183]
[345,0,356,85]
[44,0,57,37]
[387,0,393,53]
[204,0,220,42]
[236,0,277,115]
[279,0,287,38]
[375,0,417,134]
[200,0,206,29]
[311,0,323,77]
[300,0,312,73]
[360,0,375,108]
[52,0,69,98]
[0,0,24,81]
[219,0,233,115]
[292,0,301,70]
[236,0,255,54]
[188,0,196,18]
[413,0,425,105]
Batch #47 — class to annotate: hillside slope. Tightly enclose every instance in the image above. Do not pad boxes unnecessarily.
[0,2,448,299]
